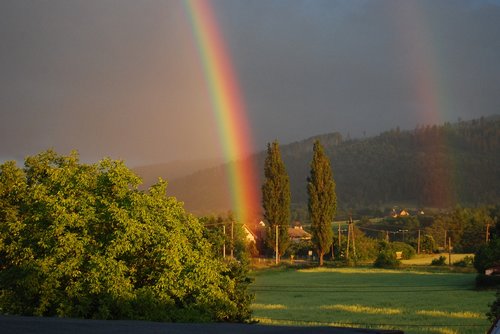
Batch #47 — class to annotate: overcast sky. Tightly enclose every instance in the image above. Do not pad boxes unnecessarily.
[1,0,499,166]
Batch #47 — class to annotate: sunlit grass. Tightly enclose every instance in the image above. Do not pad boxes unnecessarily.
[416,310,483,319]
[251,266,494,334]
[297,267,437,275]
[401,254,474,266]
[251,303,287,310]
[253,317,398,332]
[426,328,458,334]
[320,304,402,315]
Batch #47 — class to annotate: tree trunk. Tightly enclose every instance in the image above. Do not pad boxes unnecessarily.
[319,252,324,266]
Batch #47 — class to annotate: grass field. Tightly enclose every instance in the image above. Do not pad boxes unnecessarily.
[401,254,473,266]
[249,266,496,334]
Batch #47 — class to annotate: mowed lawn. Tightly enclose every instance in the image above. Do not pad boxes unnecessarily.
[249,267,496,334]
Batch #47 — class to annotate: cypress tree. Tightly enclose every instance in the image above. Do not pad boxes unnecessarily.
[308,140,337,266]
[262,141,290,262]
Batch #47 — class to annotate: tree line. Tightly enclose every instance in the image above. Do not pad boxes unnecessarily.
[279,116,500,210]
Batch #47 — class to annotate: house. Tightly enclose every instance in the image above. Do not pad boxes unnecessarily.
[399,209,410,217]
[252,221,311,243]
[288,223,312,243]
[243,224,258,244]
[485,266,500,276]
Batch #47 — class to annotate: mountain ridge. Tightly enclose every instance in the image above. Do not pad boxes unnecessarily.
[134,116,500,216]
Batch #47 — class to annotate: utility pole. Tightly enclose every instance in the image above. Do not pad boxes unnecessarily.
[448,237,452,266]
[230,221,234,259]
[346,216,355,261]
[417,229,421,255]
[351,219,356,260]
[346,222,350,260]
[400,229,408,242]
[486,223,490,243]
[338,224,342,252]
[444,230,447,249]
[275,224,279,264]
[223,225,226,258]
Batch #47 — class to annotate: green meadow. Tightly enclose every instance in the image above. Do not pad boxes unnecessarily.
[250,267,496,334]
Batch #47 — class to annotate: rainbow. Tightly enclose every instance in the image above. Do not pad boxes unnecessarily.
[394,1,456,206]
[183,0,260,223]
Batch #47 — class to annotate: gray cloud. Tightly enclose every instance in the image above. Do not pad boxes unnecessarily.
[1,0,499,165]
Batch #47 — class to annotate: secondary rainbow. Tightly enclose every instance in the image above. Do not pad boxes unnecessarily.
[184,0,260,223]
[394,1,456,206]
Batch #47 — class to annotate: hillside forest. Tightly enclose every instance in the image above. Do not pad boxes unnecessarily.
[162,116,500,216]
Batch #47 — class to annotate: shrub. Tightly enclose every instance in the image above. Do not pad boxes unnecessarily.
[474,238,500,273]
[431,256,447,266]
[374,250,401,269]
[391,242,416,260]
[453,256,474,267]
[487,289,500,322]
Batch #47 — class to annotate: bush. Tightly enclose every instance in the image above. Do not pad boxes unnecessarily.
[391,242,416,260]
[474,238,500,273]
[374,250,401,269]
[431,256,447,266]
[487,290,500,322]
[453,256,474,267]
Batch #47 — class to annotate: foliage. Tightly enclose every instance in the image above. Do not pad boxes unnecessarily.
[333,226,378,262]
[0,150,252,322]
[307,140,336,266]
[163,117,500,214]
[200,213,250,264]
[474,238,500,274]
[420,234,436,254]
[262,141,291,259]
[373,241,401,268]
[487,290,500,322]
[276,117,500,209]
[453,255,474,267]
[374,251,401,269]
[285,240,314,259]
[390,242,416,260]
[431,256,448,266]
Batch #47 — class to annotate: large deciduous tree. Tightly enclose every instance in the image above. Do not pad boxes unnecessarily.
[0,150,252,322]
[262,141,290,261]
[308,140,336,266]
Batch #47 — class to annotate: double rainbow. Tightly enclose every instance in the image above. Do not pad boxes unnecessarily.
[184,0,260,223]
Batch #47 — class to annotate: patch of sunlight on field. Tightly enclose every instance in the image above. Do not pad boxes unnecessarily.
[426,328,458,334]
[251,303,287,310]
[254,317,397,331]
[416,310,482,319]
[320,304,401,315]
[297,267,436,275]
[402,254,474,266]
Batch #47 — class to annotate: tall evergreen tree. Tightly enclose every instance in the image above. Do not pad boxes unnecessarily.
[308,140,337,266]
[262,141,290,262]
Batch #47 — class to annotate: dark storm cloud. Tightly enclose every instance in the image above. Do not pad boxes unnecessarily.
[1,0,499,165]
[216,0,500,143]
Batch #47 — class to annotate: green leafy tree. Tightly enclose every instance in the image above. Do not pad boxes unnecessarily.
[419,234,436,253]
[262,141,290,261]
[308,140,336,266]
[0,150,252,322]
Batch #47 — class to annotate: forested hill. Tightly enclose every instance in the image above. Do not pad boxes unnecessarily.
[159,116,500,215]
